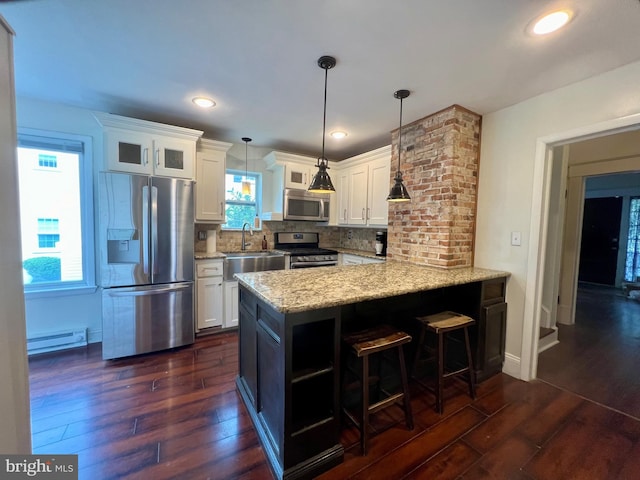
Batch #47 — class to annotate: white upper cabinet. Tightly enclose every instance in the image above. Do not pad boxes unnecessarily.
[195,139,233,223]
[336,169,350,225]
[285,162,317,190]
[263,151,318,191]
[94,112,203,179]
[366,154,392,225]
[334,145,391,227]
[347,164,368,224]
[262,151,322,221]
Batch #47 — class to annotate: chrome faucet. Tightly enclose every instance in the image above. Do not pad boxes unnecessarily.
[241,222,254,250]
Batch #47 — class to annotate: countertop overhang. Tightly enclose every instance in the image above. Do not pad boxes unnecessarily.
[235,261,509,314]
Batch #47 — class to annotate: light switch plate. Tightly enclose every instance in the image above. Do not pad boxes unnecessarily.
[511,231,521,246]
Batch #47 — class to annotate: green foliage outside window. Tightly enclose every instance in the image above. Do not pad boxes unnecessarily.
[23,256,61,284]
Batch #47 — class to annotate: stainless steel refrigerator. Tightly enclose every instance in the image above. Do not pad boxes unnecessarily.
[98,172,195,360]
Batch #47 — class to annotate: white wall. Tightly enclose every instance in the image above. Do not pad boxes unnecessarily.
[16,97,104,342]
[475,59,640,379]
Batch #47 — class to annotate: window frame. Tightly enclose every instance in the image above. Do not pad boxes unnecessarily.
[221,168,262,231]
[18,128,96,298]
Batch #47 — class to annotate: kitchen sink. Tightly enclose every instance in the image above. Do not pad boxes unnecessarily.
[223,251,286,280]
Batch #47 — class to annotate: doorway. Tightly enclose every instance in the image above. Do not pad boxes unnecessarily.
[521,120,640,383]
[536,138,640,417]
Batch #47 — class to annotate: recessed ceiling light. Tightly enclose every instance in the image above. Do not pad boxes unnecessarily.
[330,131,347,139]
[192,97,216,108]
[532,10,572,35]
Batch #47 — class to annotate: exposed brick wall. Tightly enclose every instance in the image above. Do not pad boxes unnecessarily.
[387,105,481,268]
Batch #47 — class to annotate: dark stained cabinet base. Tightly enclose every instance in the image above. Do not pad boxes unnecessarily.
[236,276,507,479]
[236,376,344,480]
[237,287,344,480]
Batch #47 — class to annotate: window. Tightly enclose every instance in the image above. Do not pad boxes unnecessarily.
[38,154,57,168]
[37,218,60,248]
[222,169,261,229]
[625,196,640,282]
[17,129,95,292]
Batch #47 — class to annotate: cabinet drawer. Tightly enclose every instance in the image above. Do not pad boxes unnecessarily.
[481,277,506,305]
[196,261,223,277]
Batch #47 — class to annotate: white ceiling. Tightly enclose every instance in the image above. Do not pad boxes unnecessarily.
[2,0,640,160]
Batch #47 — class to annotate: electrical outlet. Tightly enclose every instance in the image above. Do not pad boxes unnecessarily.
[347,230,353,240]
[511,231,521,246]
[198,231,207,240]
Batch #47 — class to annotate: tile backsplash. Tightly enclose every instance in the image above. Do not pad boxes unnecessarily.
[195,222,384,254]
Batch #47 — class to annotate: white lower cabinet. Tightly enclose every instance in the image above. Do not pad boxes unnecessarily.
[196,260,224,331]
[340,253,385,265]
[224,281,239,329]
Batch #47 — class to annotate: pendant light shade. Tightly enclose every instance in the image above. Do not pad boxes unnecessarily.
[241,137,252,196]
[387,89,411,202]
[308,55,336,194]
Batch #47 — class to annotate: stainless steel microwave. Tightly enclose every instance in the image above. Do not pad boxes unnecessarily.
[283,188,330,221]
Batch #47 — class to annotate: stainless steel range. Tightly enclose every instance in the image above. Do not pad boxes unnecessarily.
[274,232,338,269]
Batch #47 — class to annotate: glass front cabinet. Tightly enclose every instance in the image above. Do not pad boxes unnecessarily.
[94,112,203,179]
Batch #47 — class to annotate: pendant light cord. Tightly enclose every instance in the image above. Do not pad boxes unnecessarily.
[320,66,328,166]
[397,96,403,173]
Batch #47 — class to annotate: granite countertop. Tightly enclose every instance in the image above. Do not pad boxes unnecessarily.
[235,260,509,314]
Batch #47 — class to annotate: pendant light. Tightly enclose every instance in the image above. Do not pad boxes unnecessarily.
[308,55,336,194]
[387,89,411,202]
[241,137,252,195]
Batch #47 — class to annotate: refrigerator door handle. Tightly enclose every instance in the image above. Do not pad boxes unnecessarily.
[151,185,159,276]
[142,185,150,275]
[105,283,191,297]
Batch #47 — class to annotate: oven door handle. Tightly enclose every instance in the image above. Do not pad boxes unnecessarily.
[290,261,337,268]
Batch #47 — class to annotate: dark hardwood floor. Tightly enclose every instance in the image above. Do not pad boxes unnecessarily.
[30,321,640,479]
[538,283,640,419]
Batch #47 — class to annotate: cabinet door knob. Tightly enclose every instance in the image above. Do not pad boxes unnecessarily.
[155,149,160,167]
[143,147,149,166]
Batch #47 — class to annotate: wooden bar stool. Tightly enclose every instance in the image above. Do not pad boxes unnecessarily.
[412,311,476,414]
[341,324,414,455]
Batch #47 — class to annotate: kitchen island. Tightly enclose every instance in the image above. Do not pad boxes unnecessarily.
[235,261,509,480]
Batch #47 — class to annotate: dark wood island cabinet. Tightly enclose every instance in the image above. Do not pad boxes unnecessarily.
[235,262,509,480]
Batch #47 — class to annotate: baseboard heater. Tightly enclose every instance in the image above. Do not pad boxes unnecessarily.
[27,329,87,355]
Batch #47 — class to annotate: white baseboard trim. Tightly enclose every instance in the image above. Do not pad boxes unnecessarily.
[88,328,102,345]
[537,328,559,354]
[502,352,522,379]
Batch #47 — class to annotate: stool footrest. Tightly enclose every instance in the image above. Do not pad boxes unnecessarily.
[443,366,471,379]
[369,392,405,415]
